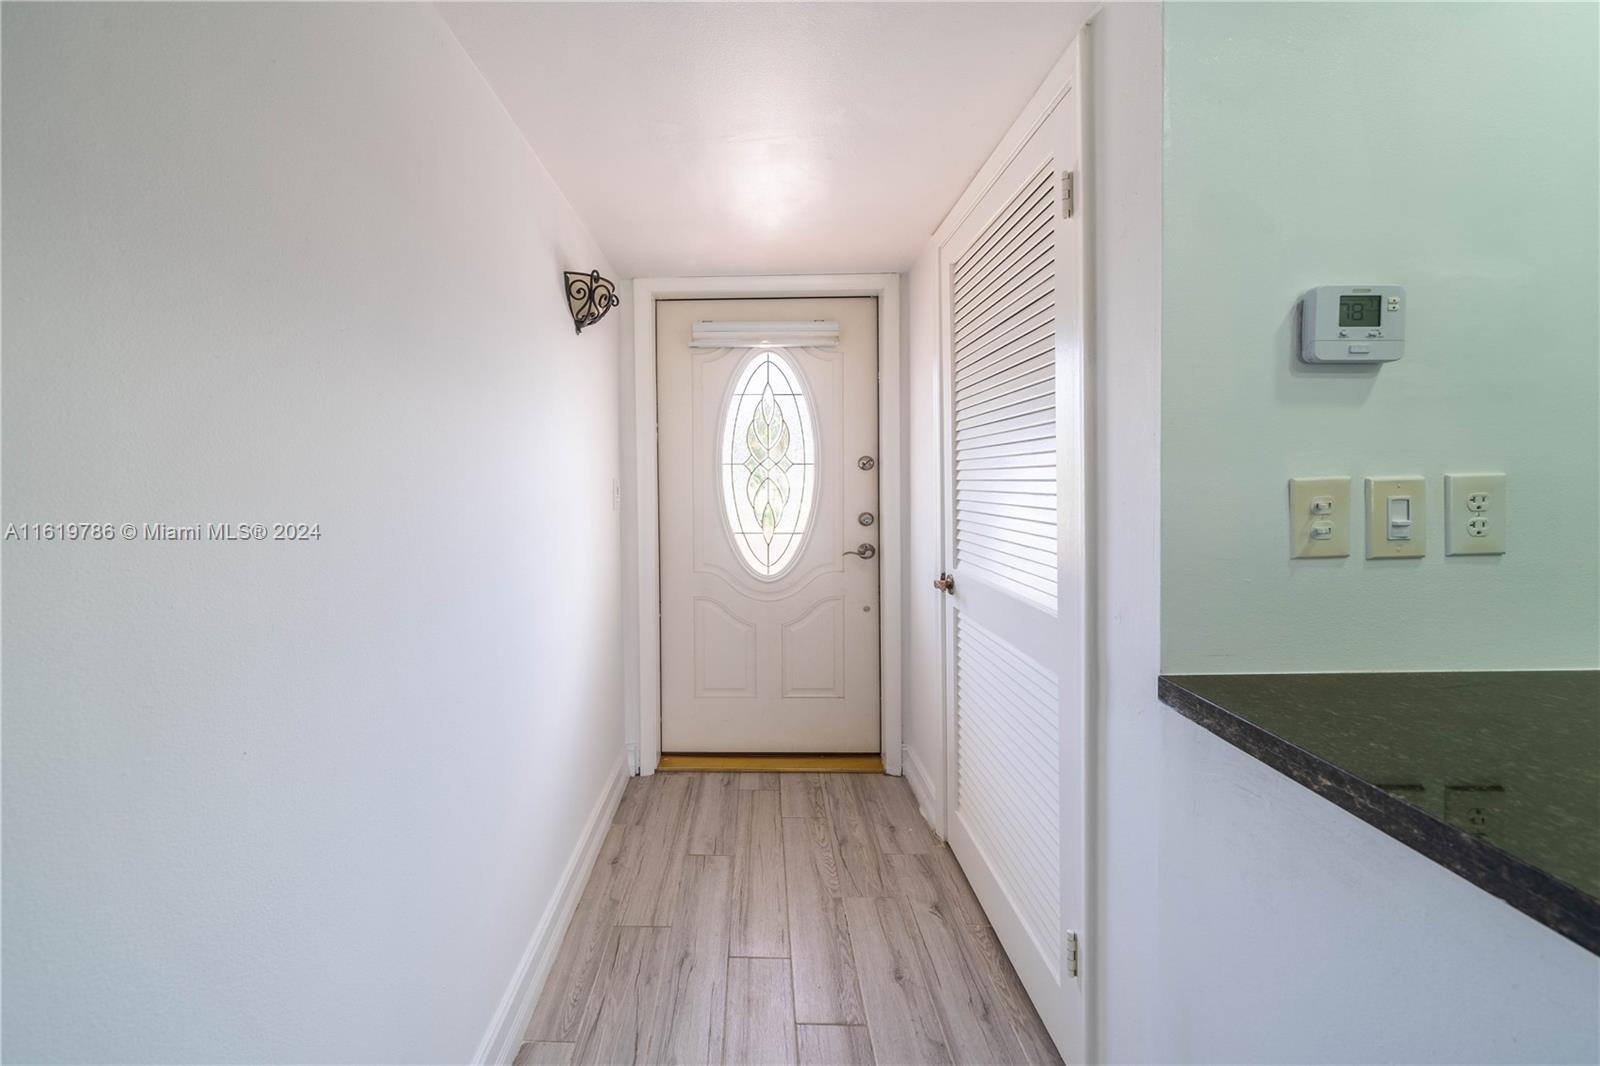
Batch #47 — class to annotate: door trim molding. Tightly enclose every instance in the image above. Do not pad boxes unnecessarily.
[626,274,903,778]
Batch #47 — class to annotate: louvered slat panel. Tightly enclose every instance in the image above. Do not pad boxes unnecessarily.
[957,532,1058,570]
[957,494,1057,521]
[955,248,1054,319]
[957,516,1058,552]
[955,410,1054,440]
[958,497,1057,519]
[951,179,1055,291]
[954,268,1056,354]
[959,546,1058,587]
[959,366,1056,411]
[957,453,1055,471]
[953,382,1056,419]
[959,340,1055,386]
[952,266,1054,348]
[961,623,1062,719]
[950,174,1052,277]
[953,261,1050,332]
[953,230,1052,307]
[957,397,1053,429]
[957,515,1058,553]
[952,263,1054,343]
[955,344,1054,393]
[957,501,1059,530]
[958,424,1054,454]
[955,614,1062,976]
[951,180,1051,286]
[952,161,1057,613]
[954,308,1055,371]
[953,221,1054,309]
[956,477,1055,495]
[956,378,1055,422]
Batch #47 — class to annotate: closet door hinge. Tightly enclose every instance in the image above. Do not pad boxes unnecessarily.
[1062,170,1075,219]
[1065,930,1080,977]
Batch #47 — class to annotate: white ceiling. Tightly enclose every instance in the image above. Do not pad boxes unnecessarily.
[441,2,1094,277]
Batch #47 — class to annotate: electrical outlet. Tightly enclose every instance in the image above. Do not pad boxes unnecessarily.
[1365,476,1426,558]
[1288,477,1351,558]
[1445,473,1506,555]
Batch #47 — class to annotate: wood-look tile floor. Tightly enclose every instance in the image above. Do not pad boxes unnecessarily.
[516,772,1063,1066]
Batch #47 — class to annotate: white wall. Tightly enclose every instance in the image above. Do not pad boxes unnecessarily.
[1082,6,1168,1063]
[1148,713,1600,1064]
[904,4,1600,1062]
[2,5,623,1061]
[1091,4,1600,1064]
[1161,0,1600,673]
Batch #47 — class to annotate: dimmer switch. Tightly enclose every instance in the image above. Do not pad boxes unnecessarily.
[1366,477,1426,558]
[1386,496,1413,540]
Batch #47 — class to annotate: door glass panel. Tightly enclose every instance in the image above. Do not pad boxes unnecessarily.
[720,349,817,579]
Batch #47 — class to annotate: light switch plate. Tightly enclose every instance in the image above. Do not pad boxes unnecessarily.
[1288,476,1351,558]
[1366,476,1426,558]
[1445,473,1506,555]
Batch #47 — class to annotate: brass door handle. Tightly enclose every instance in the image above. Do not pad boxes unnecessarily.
[844,543,877,560]
[933,572,954,593]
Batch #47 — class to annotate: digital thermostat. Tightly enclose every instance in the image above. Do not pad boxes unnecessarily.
[1299,285,1405,363]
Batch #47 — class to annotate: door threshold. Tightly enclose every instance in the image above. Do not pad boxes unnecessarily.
[657,753,883,774]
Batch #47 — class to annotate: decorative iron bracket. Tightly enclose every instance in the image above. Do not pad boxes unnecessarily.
[564,270,620,334]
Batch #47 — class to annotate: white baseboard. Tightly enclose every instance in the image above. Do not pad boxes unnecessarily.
[901,744,945,840]
[474,753,630,1065]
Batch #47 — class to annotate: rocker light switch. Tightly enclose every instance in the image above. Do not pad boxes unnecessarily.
[1366,476,1426,558]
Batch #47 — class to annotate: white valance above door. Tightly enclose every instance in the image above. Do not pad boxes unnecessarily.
[689,320,841,349]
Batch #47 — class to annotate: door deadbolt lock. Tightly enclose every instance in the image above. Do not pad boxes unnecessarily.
[858,512,875,527]
[857,456,876,471]
[933,572,955,593]
[843,543,877,560]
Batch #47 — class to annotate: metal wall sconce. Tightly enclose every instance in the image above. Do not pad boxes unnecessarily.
[564,270,620,334]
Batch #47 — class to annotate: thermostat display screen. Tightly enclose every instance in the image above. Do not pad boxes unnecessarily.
[1339,294,1382,327]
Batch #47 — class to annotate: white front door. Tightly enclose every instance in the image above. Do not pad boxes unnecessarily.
[658,297,880,753]
[939,40,1088,1061]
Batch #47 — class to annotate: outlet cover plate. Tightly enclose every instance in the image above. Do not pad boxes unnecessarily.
[1445,473,1506,555]
[1289,476,1351,558]
[1366,476,1426,558]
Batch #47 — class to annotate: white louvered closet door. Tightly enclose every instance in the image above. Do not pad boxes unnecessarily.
[939,40,1088,1063]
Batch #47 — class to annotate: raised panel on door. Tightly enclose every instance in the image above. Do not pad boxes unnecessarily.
[658,297,880,753]
[939,42,1088,1062]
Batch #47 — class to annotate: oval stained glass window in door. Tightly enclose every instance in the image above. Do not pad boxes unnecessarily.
[719,349,818,578]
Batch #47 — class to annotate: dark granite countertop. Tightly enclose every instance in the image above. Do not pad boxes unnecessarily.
[1158,671,1600,955]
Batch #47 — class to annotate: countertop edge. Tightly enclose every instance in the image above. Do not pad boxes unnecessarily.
[1156,675,1600,957]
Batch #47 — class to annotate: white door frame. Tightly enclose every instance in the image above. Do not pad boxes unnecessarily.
[626,274,902,776]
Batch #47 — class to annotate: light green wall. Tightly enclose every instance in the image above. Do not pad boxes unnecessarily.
[1161,1,1600,672]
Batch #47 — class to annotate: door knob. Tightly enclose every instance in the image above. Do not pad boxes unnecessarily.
[843,543,876,560]
[933,572,954,593]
